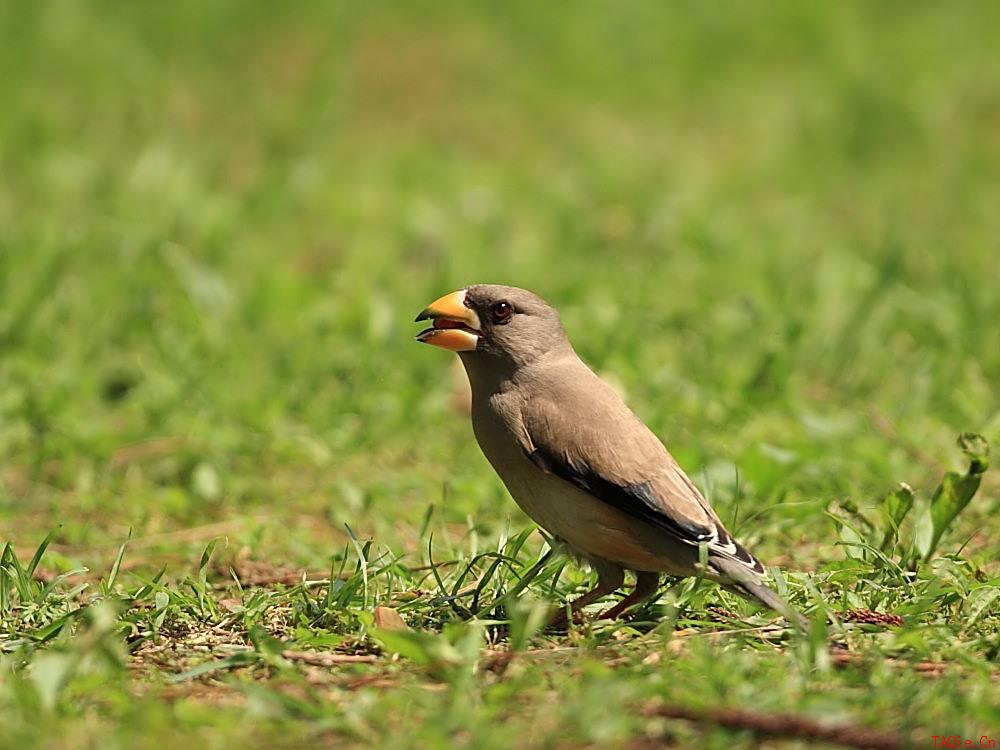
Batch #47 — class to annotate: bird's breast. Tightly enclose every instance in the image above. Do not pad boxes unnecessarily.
[469,394,689,574]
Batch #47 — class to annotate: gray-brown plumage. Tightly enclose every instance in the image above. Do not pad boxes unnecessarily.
[415,284,803,626]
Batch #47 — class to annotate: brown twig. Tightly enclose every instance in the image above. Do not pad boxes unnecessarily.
[640,699,901,750]
[223,559,332,587]
[129,520,253,549]
[108,437,186,470]
[280,650,380,667]
[828,650,983,680]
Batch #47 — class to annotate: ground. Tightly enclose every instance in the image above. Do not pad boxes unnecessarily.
[1,2,999,748]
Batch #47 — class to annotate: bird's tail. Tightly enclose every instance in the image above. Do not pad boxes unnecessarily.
[710,556,809,631]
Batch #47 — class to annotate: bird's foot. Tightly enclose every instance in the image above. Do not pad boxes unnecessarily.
[546,606,587,631]
[597,601,638,621]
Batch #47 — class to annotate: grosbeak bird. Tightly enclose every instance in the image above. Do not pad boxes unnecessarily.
[416,284,803,626]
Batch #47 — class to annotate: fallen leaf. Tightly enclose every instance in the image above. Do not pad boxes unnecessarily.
[374,606,408,631]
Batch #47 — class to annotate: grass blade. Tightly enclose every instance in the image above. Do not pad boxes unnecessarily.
[27,528,59,577]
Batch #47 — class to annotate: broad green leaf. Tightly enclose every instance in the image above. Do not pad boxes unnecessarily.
[963,586,1000,629]
[879,482,915,553]
[30,652,73,711]
[370,628,438,664]
[924,433,990,562]
[191,462,221,501]
[507,595,549,652]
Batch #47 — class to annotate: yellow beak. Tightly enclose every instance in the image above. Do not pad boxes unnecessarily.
[414,290,481,352]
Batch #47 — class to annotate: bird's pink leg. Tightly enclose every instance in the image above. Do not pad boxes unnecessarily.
[599,571,660,620]
[549,563,624,627]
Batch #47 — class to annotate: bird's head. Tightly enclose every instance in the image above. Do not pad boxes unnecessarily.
[414,284,570,367]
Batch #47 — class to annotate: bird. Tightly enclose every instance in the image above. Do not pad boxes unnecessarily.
[414,284,804,627]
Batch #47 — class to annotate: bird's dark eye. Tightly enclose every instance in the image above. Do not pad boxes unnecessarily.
[491,300,514,324]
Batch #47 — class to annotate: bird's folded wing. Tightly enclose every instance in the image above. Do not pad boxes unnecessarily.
[520,393,763,574]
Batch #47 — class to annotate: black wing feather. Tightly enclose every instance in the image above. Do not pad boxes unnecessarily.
[527,447,764,574]
[528,448,712,542]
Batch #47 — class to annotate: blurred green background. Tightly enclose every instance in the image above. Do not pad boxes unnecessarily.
[3,2,1000,747]
[2,0,998,584]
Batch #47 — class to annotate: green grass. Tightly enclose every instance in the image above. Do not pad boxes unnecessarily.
[2,2,999,747]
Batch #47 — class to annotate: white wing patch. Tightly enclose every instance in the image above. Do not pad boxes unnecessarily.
[665,465,765,574]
